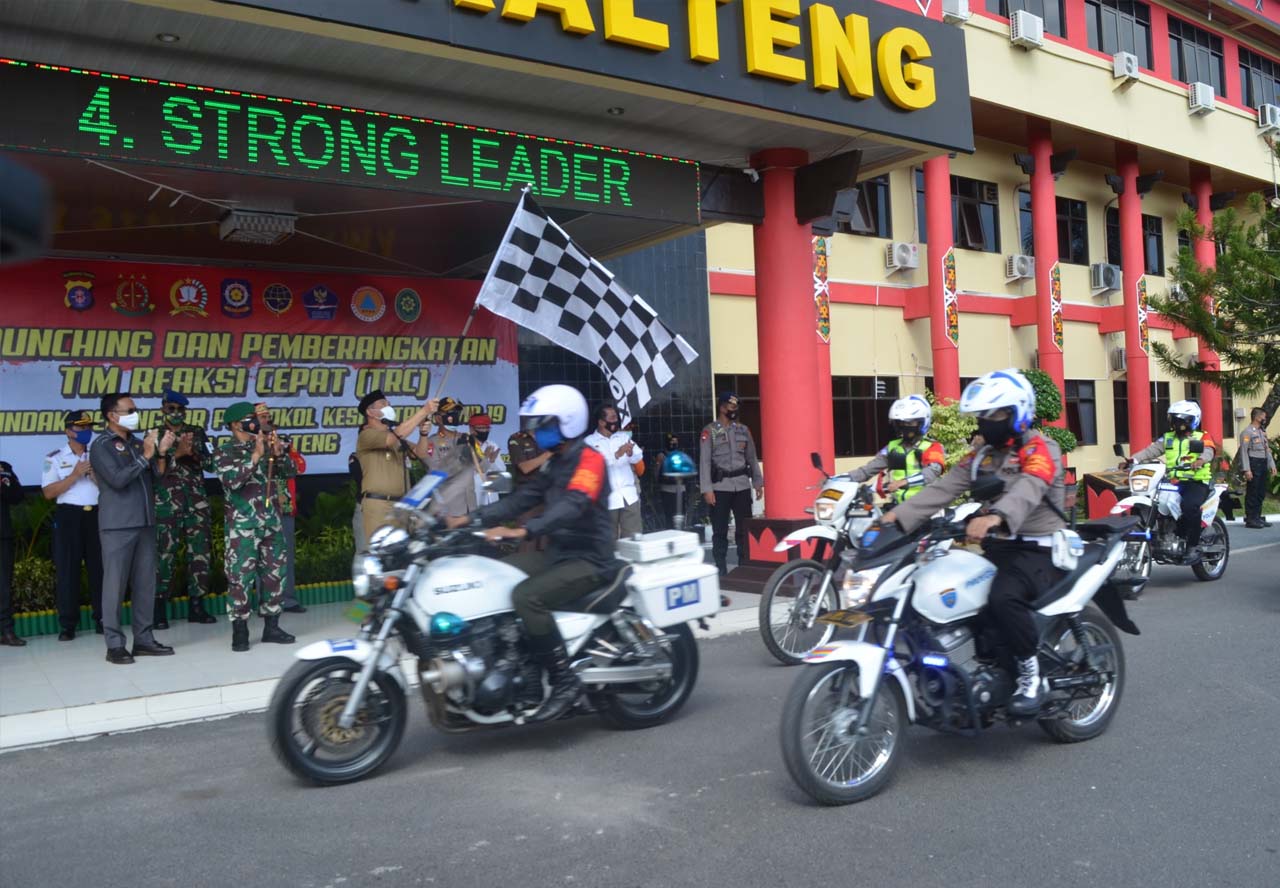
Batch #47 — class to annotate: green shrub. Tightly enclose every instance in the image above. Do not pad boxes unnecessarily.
[1023,368,1077,453]
[925,392,977,470]
[296,525,355,585]
[12,556,56,612]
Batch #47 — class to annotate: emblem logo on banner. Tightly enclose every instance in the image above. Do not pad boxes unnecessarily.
[170,277,210,317]
[113,274,154,316]
[262,283,293,316]
[942,247,959,346]
[351,286,386,323]
[221,279,252,318]
[1049,262,1064,351]
[811,236,831,344]
[303,285,338,320]
[394,288,422,323]
[63,271,95,311]
[1136,277,1149,353]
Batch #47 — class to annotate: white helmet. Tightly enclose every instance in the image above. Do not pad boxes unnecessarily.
[959,369,1037,433]
[1167,399,1202,431]
[519,384,589,449]
[888,394,932,436]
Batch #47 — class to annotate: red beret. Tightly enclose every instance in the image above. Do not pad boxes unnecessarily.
[468,414,492,428]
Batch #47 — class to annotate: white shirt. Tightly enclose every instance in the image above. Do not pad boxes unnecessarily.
[584,430,643,510]
[472,445,505,507]
[41,442,99,506]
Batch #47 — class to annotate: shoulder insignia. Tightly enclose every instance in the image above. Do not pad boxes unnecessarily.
[957,449,977,468]
[1017,436,1055,483]
[568,447,606,501]
[877,446,889,457]
[922,442,946,466]
[1200,433,1216,451]
[700,429,710,442]
[46,448,60,457]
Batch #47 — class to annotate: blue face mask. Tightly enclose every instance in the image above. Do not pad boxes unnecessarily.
[73,429,92,446]
[533,425,563,451]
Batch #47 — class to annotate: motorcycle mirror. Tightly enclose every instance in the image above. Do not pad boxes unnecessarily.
[1188,439,1205,454]
[810,452,824,470]
[1112,443,1125,457]
[970,476,1006,502]
[483,471,513,494]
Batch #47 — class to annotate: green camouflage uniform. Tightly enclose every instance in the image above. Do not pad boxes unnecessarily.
[155,424,214,604]
[214,437,295,621]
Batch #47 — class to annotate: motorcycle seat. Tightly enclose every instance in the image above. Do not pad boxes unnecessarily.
[1030,545,1108,610]
[556,561,633,614]
[1075,515,1141,541]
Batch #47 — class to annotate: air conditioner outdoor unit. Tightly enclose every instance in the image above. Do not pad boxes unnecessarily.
[942,0,971,24]
[1090,262,1122,291]
[1110,347,1127,372]
[1010,10,1044,49]
[1112,51,1139,82]
[885,241,919,272]
[1005,254,1035,280]
[1259,103,1280,135]
[1188,82,1216,116]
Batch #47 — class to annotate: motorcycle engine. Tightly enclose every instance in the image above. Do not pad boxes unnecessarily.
[467,616,541,715]
[917,626,1010,723]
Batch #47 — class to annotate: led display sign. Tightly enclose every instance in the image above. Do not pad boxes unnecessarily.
[0,59,701,225]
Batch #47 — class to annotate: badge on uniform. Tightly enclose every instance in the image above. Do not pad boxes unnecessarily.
[114,441,125,452]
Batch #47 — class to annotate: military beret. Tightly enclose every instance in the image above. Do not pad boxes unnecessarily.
[718,391,738,406]
[224,401,255,426]
[467,414,492,429]
[161,388,189,407]
[63,409,93,428]
[358,389,385,413]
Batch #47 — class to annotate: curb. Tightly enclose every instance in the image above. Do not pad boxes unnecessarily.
[0,610,760,753]
[1224,512,1280,526]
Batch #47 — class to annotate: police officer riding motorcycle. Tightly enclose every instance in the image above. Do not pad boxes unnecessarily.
[1118,400,1216,565]
[883,369,1068,717]
[847,395,945,503]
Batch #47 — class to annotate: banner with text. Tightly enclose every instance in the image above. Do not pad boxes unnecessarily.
[0,259,518,477]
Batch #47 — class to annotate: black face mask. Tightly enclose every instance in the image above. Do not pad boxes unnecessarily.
[1172,419,1191,435]
[893,422,921,443]
[604,420,620,434]
[725,410,738,422]
[240,418,260,435]
[977,417,1014,446]
[439,411,462,427]
[474,431,490,444]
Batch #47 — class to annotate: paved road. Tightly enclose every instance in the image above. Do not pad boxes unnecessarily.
[3,530,1278,888]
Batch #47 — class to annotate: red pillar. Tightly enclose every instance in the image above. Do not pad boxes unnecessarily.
[1117,144,1152,449]
[815,318,834,470]
[752,148,822,519]
[924,156,960,403]
[1029,119,1066,426]
[1191,165,1223,442]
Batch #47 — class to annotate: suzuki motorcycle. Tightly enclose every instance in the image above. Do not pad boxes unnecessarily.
[780,482,1139,806]
[268,472,720,785]
[1111,443,1234,584]
[758,453,884,665]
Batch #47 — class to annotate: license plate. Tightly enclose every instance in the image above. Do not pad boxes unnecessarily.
[816,610,871,628]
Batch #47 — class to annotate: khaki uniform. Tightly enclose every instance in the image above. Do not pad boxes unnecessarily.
[699,421,762,574]
[356,426,410,541]
[423,430,475,517]
[1235,424,1275,524]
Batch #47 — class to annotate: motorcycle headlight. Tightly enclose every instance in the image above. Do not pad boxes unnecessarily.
[814,500,837,522]
[1129,476,1149,492]
[352,554,382,599]
[839,564,888,609]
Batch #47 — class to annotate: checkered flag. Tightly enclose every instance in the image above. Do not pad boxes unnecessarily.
[476,191,699,420]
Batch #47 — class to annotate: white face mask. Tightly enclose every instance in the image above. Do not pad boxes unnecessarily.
[379,406,397,422]
[619,430,633,441]
[117,411,140,431]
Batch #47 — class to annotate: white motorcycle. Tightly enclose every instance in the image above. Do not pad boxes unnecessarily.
[758,453,883,665]
[780,477,1140,806]
[268,472,720,785]
[1110,443,1232,584]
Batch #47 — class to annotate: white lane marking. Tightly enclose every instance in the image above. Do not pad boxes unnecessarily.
[1232,541,1280,555]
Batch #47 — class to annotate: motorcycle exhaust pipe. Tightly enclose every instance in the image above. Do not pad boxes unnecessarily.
[1048,673,1109,690]
[577,662,673,686]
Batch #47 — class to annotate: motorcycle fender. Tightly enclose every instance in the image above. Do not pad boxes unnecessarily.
[1039,543,1127,619]
[802,641,916,723]
[1109,494,1152,515]
[774,525,838,552]
[294,638,408,692]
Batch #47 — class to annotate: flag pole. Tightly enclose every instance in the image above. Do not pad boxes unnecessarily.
[432,186,530,400]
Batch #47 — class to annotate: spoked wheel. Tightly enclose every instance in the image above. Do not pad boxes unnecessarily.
[780,662,907,805]
[268,657,407,785]
[759,560,839,665]
[595,623,699,730]
[1038,606,1125,743]
[1192,517,1230,581]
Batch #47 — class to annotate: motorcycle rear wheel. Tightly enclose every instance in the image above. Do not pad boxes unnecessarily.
[780,662,907,806]
[595,623,699,730]
[268,657,408,786]
[1038,606,1124,743]
[1192,517,1230,581]
[758,560,838,666]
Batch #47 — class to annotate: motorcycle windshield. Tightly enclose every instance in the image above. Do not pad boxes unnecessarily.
[399,471,449,509]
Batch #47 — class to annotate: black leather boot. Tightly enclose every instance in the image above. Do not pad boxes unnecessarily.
[188,596,218,624]
[261,614,295,644]
[153,596,170,631]
[528,633,583,722]
[231,619,250,652]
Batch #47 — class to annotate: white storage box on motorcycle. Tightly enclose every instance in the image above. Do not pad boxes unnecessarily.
[619,532,719,624]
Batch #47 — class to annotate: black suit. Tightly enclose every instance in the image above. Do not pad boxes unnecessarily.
[0,461,22,634]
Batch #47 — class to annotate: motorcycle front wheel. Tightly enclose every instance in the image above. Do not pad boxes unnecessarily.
[1038,605,1125,743]
[758,559,839,665]
[780,663,907,806]
[1192,517,1230,581]
[595,623,699,730]
[268,657,408,786]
